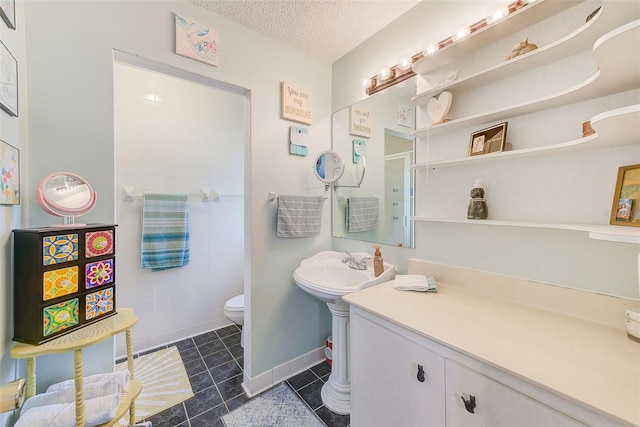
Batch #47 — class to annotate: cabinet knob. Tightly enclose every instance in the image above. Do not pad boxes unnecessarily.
[416,364,426,382]
[461,395,476,413]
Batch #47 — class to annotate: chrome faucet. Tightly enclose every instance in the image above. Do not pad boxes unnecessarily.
[342,252,370,270]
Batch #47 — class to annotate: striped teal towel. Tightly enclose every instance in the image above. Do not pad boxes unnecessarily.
[141,193,190,271]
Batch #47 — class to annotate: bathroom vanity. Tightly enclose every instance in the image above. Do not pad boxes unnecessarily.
[344,260,639,427]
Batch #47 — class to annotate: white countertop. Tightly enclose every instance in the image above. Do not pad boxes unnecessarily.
[344,281,640,426]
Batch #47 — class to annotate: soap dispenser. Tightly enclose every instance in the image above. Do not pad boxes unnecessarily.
[373,246,384,277]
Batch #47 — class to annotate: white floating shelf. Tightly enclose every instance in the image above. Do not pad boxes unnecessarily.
[411,104,639,170]
[412,217,640,244]
[413,17,640,139]
[413,2,638,105]
[411,0,577,76]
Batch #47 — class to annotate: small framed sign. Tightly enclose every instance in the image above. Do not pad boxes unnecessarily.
[350,104,371,138]
[281,82,312,125]
[469,122,508,156]
[610,163,640,226]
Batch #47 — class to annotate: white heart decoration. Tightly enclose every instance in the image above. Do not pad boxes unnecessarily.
[426,91,452,124]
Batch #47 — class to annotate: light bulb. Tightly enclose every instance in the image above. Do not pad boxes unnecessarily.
[422,42,439,56]
[451,24,471,42]
[377,67,392,81]
[362,78,375,90]
[397,54,413,71]
[486,4,509,24]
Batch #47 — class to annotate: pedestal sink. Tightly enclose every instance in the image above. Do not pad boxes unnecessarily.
[293,251,395,414]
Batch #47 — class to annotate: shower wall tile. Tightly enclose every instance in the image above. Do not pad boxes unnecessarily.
[114,62,245,357]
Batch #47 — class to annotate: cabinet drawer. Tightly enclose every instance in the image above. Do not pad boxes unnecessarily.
[351,312,446,427]
[13,224,117,344]
[445,360,582,427]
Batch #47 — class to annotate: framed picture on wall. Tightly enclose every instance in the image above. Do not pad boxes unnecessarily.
[0,0,15,30]
[610,163,640,227]
[397,104,413,127]
[175,14,219,67]
[0,41,17,116]
[0,139,19,205]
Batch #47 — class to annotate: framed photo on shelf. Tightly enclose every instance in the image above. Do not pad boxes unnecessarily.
[0,139,19,205]
[610,163,640,227]
[469,122,508,156]
[0,41,17,116]
[0,0,15,30]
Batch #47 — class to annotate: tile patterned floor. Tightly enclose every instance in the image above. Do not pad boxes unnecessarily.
[122,325,350,427]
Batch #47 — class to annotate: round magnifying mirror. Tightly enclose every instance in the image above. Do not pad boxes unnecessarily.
[314,150,345,184]
[35,172,97,227]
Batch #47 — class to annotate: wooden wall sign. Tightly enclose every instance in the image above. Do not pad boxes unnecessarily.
[350,104,371,138]
[281,82,313,125]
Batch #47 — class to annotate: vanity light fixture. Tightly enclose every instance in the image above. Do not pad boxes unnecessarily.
[362,78,375,90]
[422,42,440,56]
[377,66,394,81]
[364,0,531,96]
[397,54,413,71]
[365,52,422,96]
[451,23,471,42]
[486,4,510,25]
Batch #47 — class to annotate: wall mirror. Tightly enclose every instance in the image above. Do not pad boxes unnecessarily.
[35,172,97,227]
[332,77,415,248]
[335,155,366,189]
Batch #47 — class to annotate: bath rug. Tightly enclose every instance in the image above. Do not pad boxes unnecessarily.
[115,346,194,425]
[222,382,324,427]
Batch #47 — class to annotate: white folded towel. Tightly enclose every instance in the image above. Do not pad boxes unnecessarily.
[393,275,438,292]
[15,393,120,427]
[46,370,130,394]
[20,370,130,415]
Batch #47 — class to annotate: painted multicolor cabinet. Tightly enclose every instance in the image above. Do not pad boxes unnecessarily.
[13,224,117,344]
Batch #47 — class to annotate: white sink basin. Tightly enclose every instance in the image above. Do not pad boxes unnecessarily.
[293,251,395,303]
[293,251,396,414]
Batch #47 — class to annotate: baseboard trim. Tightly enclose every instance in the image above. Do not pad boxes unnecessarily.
[242,345,325,397]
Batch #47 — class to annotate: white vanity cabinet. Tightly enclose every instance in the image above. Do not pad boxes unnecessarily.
[410,0,640,243]
[350,307,585,427]
[445,360,581,427]
[350,311,445,427]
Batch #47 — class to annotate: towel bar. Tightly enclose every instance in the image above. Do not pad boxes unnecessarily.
[269,192,329,202]
[122,186,242,202]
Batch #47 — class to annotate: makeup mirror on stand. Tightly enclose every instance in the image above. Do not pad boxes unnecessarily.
[35,172,97,227]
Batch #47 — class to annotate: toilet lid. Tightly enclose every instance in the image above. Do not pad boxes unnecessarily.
[226,294,244,310]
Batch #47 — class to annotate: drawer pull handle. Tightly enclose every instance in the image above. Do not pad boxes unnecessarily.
[416,364,425,382]
[461,395,476,413]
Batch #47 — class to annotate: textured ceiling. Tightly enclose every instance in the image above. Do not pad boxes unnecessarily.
[190,0,421,63]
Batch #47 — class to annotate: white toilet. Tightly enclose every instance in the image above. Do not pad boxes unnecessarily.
[224,294,245,347]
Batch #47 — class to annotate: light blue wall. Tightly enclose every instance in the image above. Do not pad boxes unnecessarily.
[0,0,26,424]
[21,0,332,388]
[332,1,640,300]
